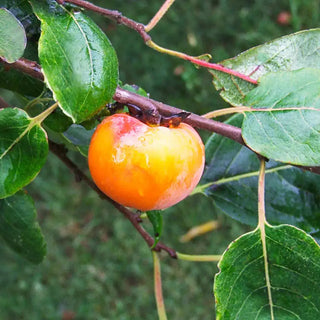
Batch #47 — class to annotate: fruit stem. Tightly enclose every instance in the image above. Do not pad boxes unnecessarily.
[153,251,168,320]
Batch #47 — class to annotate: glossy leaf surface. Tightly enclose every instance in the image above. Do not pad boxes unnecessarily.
[0,8,26,63]
[0,108,48,199]
[0,190,46,264]
[210,29,320,106]
[215,224,320,319]
[200,115,320,238]
[243,68,320,166]
[30,0,119,123]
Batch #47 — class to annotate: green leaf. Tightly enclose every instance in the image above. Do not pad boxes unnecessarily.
[0,190,46,264]
[43,107,73,133]
[45,123,93,157]
[0,65,44,97]
[63,124,95,156]
[1,0,40,39]
[199,114,320,238]
[214,224,320,319]
[30,0,119,123]
[242,68,320,166]
[210,29,320,106]
[0,8,26,63]
[63,124,94,147]
[0,108,48,199]
[147,210,163,248]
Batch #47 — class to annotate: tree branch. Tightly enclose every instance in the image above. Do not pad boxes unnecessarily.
[0,57,44,81]
[0,57,245,145]
[49,141,177,258]
[1,56,320,175]
[114,87,245,145]
[0,97,10,108]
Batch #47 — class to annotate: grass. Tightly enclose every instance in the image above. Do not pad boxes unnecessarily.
[1,0,320,319]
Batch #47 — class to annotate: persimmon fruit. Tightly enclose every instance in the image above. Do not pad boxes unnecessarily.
[88,113,205,211]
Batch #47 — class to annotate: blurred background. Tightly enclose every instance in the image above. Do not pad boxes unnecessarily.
[1,0,319,319]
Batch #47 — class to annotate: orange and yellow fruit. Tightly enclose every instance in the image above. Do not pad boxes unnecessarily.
[88,113,205,211]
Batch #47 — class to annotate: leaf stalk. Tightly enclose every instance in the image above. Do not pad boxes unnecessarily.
[145,0,176,32]
[192,164,292,195]
[153,251,168,320]
[202,107,251,119]
[32,101,59,125]
[146,40,258,84]
[258,159,275,320]
[176,252,221,262]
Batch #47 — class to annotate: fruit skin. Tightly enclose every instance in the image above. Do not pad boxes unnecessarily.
[88,113,205,211]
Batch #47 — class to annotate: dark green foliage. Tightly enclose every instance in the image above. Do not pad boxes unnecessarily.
[0,108,48,199]
[0,191,46,264]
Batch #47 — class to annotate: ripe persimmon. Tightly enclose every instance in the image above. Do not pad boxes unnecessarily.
[88,113,205,211]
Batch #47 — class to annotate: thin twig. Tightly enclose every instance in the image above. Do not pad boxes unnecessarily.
[0,97,10,108]
[49,140,177,258]
[0,57,44,81]
[145,0,176,32]
[56,0,151,43]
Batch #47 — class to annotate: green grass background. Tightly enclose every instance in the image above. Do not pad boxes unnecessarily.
[1,0,319,319]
